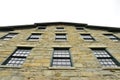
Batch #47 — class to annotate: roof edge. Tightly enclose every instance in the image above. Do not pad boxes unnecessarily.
[87,25,120,32]
[34,22,87,26]
[0,22,119,32]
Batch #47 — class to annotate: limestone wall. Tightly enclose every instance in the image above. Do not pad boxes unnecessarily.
[0,25,120,80]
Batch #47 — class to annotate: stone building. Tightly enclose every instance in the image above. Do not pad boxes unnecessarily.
[0,22,120,80]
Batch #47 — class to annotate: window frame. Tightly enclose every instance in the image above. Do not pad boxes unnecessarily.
[55,33,67,41]
[76,27,84,30]
[103,34,119,41]
[56,27,64,30]
[27,33,41,41]
[37,26,46,30]
[0,33,18,40]
[1,47,32,67]
[80,34,95,41]
[91,48,120,67]
[50,48,73,67]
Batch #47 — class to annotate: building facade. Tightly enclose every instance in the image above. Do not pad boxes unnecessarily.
[0,22,120,80]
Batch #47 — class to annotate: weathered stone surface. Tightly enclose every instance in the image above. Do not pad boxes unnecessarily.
[0,25,119,80]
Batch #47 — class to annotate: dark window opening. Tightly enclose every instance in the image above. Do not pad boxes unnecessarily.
[1,33,18,40]
[51,48,72,67]
[76,27,84,30]
[27,33,41,41]
[55,34,67,41]
[91,48,119,67]
[81,34,95,41]
[2,47,32,67]
[38,26,46,30]
[104,34,119,41]
[56,27,64,30]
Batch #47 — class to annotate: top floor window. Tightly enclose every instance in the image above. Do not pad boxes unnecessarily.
[55,34,67,41]
[81,34,95,41]
[76,27,84,30]
[27,33,41,41]
[56,27,64,30]
[38,26,46,30]
[104,34,119,41]
[1,33,18,40]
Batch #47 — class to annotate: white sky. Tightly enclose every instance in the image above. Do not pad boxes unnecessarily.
[0,0,120,27]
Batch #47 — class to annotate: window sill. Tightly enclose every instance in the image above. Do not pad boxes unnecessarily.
[35,29,46,32]
[0,65,21,69]
[84,40,99,43]
[55,30,66,32]
[102,67,120,70]
[32,32,44,34]
[48,67,75,70]
[27,40,39,42]
[77,30,85,31]
[52,45,72,48]
[88,44,107,48]
[17,44,36,47]
[55,32,67,34]
[77,30,87,33]
[54,40,68,42]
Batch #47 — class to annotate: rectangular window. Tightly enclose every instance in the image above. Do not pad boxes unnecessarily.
[2,47,32,67]
[56,27,64,30]
[38,26,46,30]
[104,34,119,41]
[81,34,95,41]
[1,33,18,40]
[76,27,84,30]
[91,48,119,67]
[27,33,41,41]
[55,34,67,41]
[51,48,72,67]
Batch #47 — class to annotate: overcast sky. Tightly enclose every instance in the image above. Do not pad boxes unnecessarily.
[0,0,120,27]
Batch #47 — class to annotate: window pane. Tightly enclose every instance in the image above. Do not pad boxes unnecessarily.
[2,47,32,66]
[56,27,64,30]
[6,57,26,66]
[76,27,84,30]
[55,34,67,40]
[28,34,41,40]
[3,38,11,40]
[104,34,119,41]
[6,33,17,38]
[91,48,119,67]
[2,33,18,40]
[81,34,95,41]
[38,26,46,29]
[52,48,72,67]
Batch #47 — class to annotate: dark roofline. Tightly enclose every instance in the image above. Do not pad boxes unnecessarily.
[35,22,87,27]
[87,25,120,32]
[0,22,119,32]
[0,24,34,31]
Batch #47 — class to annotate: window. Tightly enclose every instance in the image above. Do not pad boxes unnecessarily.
[55,34,67,41]
[56,27,64,30]
[76,27,84,30]
[1,33,18,40]
[81,34,95,41]
[91,48,119,67]
[27,33,41,41]
[2,47,32,67]
[38,26,46,30]
[104,34,119,41]
[51,48,72,67]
